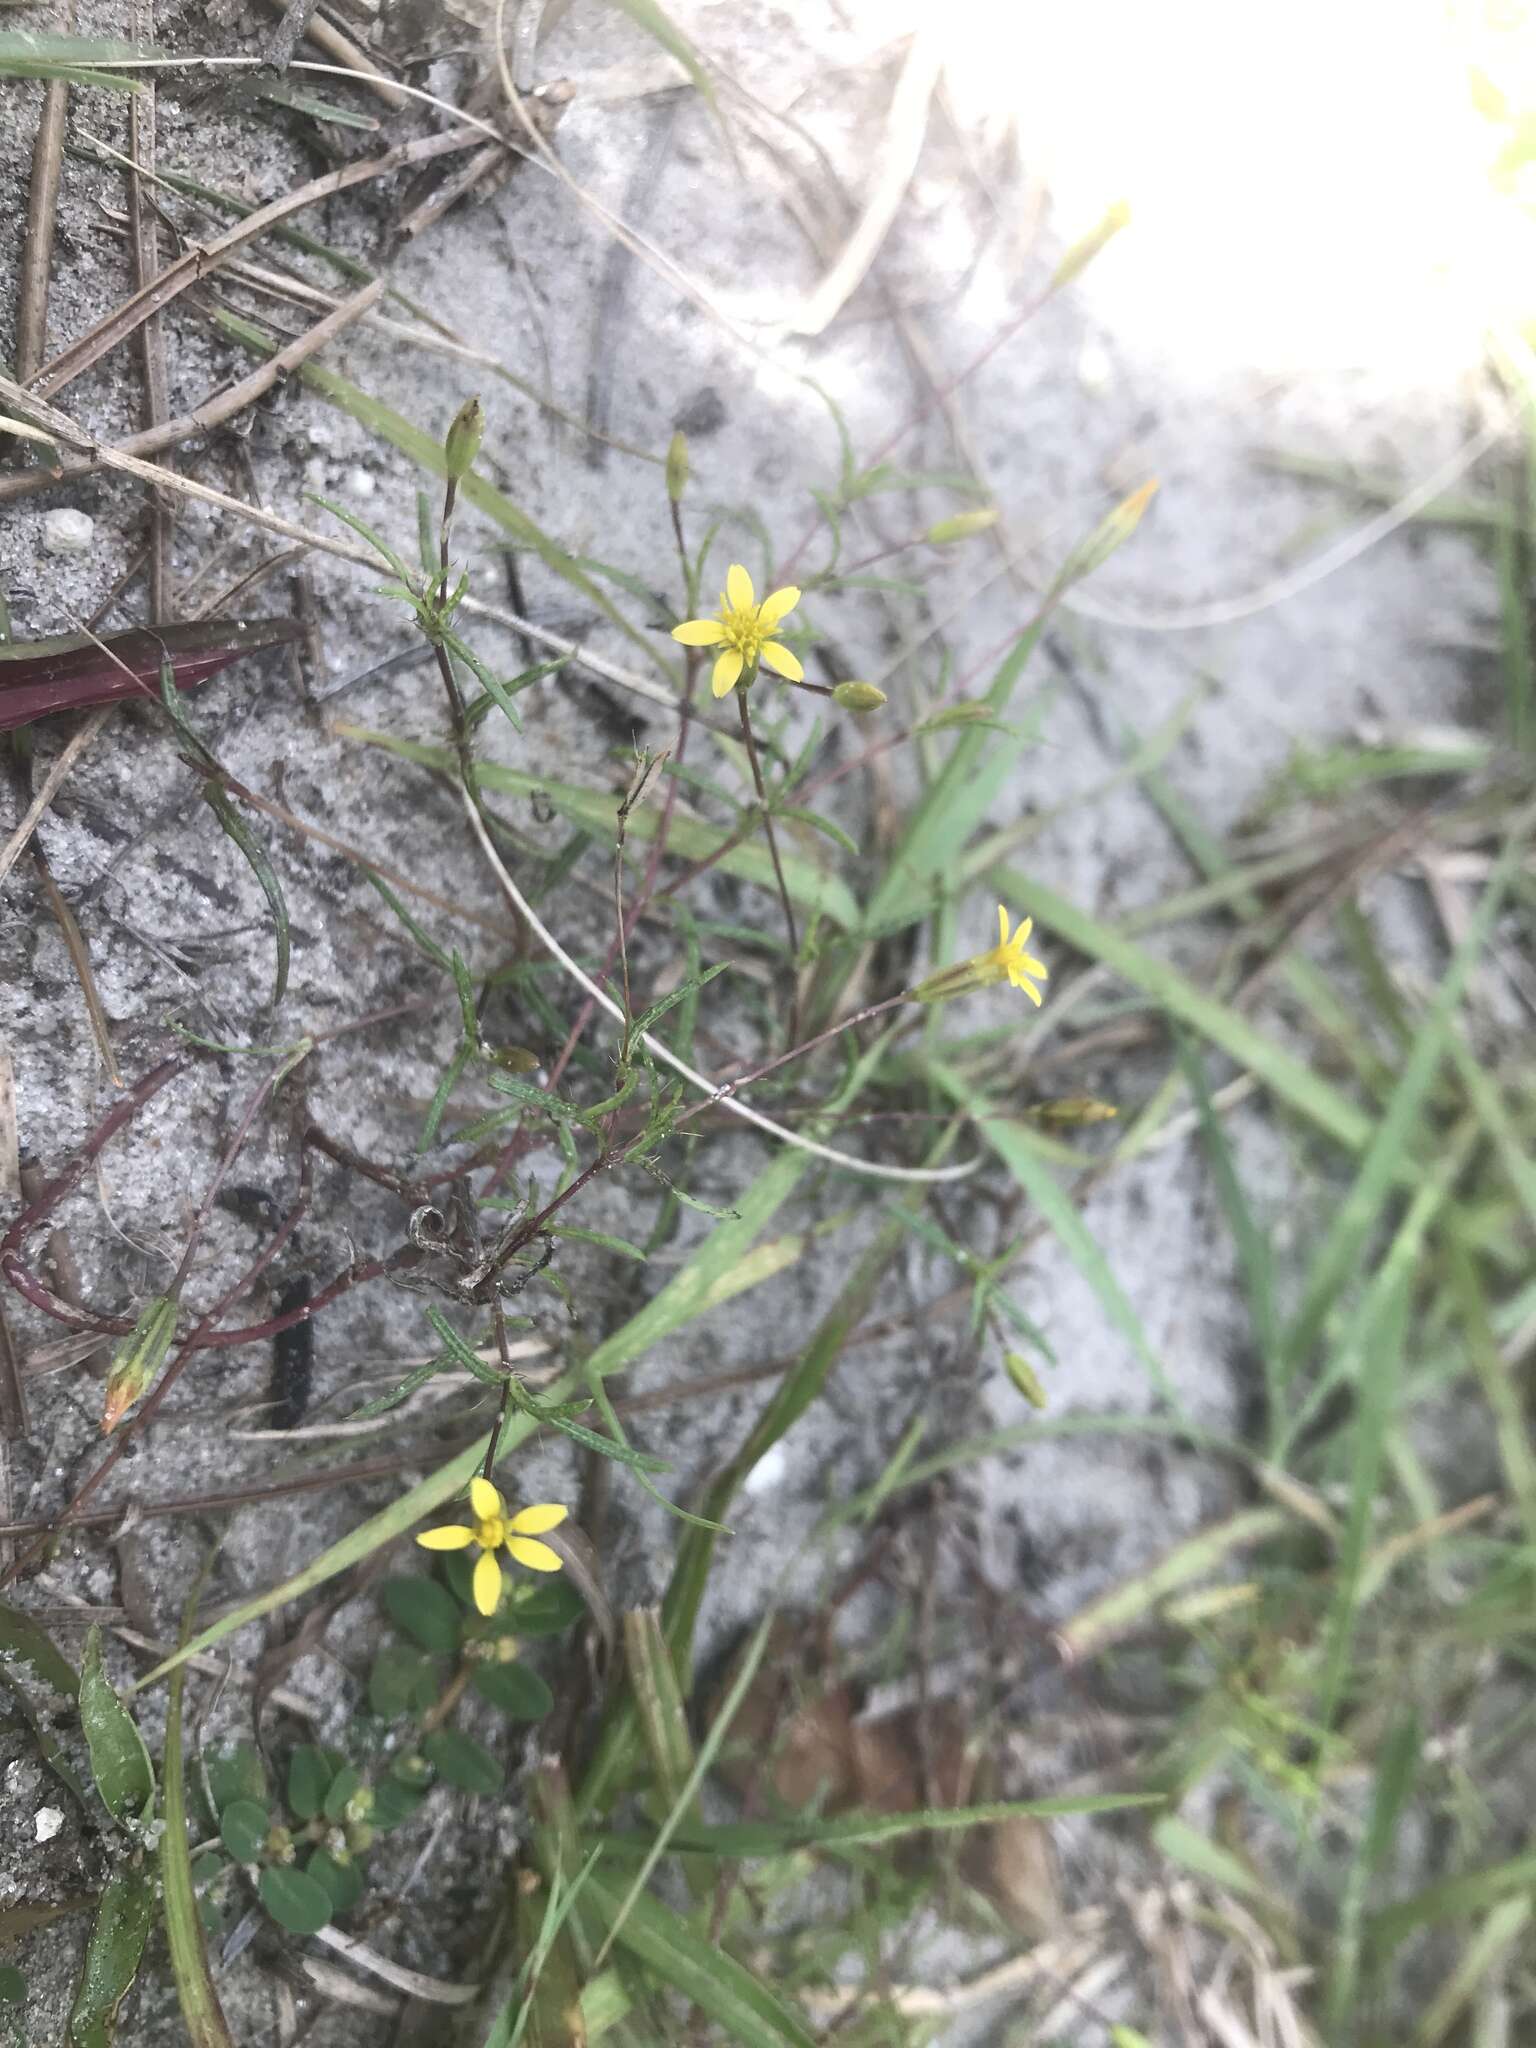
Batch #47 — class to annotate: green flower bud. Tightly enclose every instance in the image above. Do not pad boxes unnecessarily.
[925,506,998,545]
[665,430,689,503]
[343,1786,374,1825]
[832,680,887,713]
[101,1295,178,1434]
[445,396,485,482]
[265,1824,296,1865]
[1003,1351,1048,1410]
[345,1821,375,1855]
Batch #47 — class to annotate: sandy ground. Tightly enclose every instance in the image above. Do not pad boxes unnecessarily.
[0,1,1516,2039]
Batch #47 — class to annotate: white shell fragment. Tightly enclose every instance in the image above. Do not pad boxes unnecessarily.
[42,508,96,555]
[34,1805,64,1843]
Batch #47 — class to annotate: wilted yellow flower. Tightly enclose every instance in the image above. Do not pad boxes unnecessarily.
[417,1478,566,1616]
[911,904,1049,1007]
[671,564,803,699]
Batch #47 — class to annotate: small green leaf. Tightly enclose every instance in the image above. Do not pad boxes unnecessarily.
[471,1660,553,1720]
[79,1628,154,1826]
[218,1800,270,1866]
[67,1872,152,2048]
[370,1776,428,1830]
[507,1579,585,1638]
[322,1764,363,1823]
[286,1746,337,1823]
[259,1866,333,1936]
[204,1742,268,1816]
[381,1575,463,1656]
[421,1727,504,1796]
[0,1599,78,1696]
[0,1967,22,2003]
[306,1848,363,1917]
[368,1644,441,1720]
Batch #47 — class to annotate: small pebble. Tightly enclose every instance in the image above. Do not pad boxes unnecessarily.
[34,1806,64,1843]
[42,508,95,555]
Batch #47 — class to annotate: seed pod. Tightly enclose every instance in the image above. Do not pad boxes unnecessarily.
[665,429,689,503]
[101,1296,178,1434]
[832,680,887,713]
[444,396,486,481]
[926,506,998,545]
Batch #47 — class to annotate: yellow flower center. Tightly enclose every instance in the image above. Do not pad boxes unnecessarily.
[474,1514,508,1550]
[716,602,766,668]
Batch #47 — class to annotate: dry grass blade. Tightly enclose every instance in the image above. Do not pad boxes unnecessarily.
[26,127,477,401]
[126,0,171,616]
[16,0,75,381]
[29,850,121,1086]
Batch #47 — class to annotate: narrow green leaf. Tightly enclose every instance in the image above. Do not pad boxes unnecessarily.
[66,1873,153,2048]
[578,1872,815,2048]
[619,1791,1163,1858]
[79,1629,154,1826]
[202,782,290,1008]
[162,1646,238,2046]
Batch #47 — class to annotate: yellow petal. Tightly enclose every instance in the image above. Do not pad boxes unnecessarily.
[759,641,803,682]
[997,904,1010,947]
[416,1523,474,1550]
[508,1537,565,1574]
[1009,969,1044,1006]
[472,1550,503,1615]
[1011,916,1035,949]
[725,563,754,611]
[1018,952,1048,981]
[712,648,743,698]
[469,1476,503,1522]
[672,618,726,646]
[509,1502,568,1537]
[756,585,800,630]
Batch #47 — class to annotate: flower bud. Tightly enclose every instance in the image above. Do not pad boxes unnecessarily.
[665,430,689,503]
[1003,1351,1048,1409]
[925,506,998,545]
[832,680,887,713]
[266,1824,296,1865]
[444,396,485,482]
[101,1295,178,1434]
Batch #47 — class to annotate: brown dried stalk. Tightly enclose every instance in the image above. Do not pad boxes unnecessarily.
[15,1,75,382]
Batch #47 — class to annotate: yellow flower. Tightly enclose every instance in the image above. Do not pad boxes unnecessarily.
[985,905,1049,1003]
[911,904,1049,1007]
[416,1478,567,1616]
[671,563,803,699]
